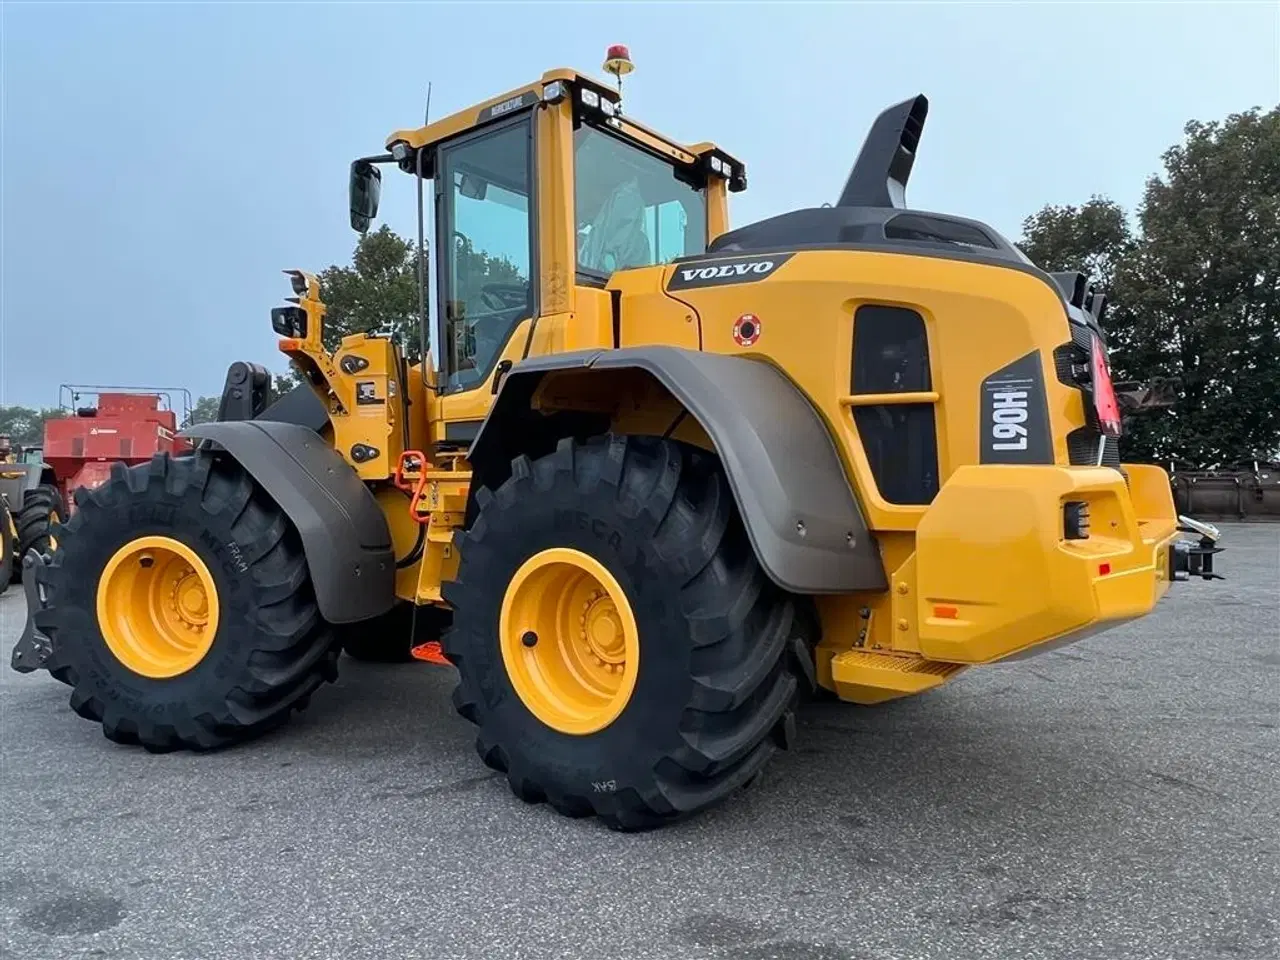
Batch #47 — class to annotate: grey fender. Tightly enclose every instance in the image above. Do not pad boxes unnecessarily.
[181,421,395,624]
[468,346,887,595]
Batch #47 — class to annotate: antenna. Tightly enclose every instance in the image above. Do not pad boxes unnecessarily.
[416,81,433,376]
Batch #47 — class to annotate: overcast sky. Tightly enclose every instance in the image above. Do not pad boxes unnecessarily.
[2,1,1276,408]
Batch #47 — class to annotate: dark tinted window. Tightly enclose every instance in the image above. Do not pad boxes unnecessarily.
[851,304,939,505]
[852,305,931,394]
[853,405,940,505]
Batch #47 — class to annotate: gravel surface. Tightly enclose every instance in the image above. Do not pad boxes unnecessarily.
[1,523,1276,960]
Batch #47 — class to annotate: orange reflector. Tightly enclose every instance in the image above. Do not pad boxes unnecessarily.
[278,338,302,351]
[411,641,452,666]
[933,605,958,619]
[1099,562,1112,576]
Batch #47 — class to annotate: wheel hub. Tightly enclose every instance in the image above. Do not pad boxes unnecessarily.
[499,547,640,735]
[96,536,220,679]
[173,571,210,626]
[580,592,625,669]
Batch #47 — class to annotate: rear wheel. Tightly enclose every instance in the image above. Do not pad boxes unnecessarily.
[16,484,64,570]
[443,434,816,831]
[36,453,338,751]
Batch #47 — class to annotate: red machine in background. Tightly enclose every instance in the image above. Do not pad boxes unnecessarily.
[42,385,194,514]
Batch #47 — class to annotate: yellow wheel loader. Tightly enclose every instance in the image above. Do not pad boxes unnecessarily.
[12,64,1223,829]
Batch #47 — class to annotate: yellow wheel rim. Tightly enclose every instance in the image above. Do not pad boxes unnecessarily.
[499,548,640,735]
[96,535,220,679]
[48,509,60,552]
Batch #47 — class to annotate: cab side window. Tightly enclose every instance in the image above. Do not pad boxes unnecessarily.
[574,126,706,280]
[439,119,534,391]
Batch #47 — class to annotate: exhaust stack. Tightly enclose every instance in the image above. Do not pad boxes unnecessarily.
[838,94,929,209]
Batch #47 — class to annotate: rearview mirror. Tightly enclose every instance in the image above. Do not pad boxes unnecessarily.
[349,160,382,233]
[271,305,308,338]
[459,173,488,201]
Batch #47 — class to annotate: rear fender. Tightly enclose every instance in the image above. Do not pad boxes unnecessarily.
[468,347,887,594]
[181,421,394,624]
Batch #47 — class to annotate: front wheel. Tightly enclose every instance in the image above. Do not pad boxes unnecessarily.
[16,484,65,573]
[443,434,816,831]
[37,453,339,751]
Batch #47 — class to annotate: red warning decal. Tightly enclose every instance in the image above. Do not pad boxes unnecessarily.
[733,313,762,347]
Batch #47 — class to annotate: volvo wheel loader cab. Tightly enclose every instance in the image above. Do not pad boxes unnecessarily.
[14,59,1222,830]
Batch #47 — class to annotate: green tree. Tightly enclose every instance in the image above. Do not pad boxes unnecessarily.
[273,371,300,396]
[187,395,222,425]
[1020,106,1280,466]
[1121,106,1280,465]
[316,224,524,369]
[1018,196,1135,290]
[0,405,65,449]
[319,224,423,361]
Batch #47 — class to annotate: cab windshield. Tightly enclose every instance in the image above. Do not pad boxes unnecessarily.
[574,125,706,279]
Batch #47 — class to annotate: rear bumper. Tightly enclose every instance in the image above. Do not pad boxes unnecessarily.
[913,462,1197,664]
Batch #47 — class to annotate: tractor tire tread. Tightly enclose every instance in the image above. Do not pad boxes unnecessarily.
[444,433,819,831]
[40,452,336,752]
[16,484,64,568]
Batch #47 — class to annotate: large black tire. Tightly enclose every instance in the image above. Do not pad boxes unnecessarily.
[16,484,65,569]
[37,453,338,751]
[442,434,817,831]
[338,601,451,663]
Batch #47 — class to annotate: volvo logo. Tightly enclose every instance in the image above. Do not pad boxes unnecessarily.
[666,253,793,290]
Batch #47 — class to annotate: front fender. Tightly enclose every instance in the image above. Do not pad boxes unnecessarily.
[181,421,394,624]
[468,347,886,595]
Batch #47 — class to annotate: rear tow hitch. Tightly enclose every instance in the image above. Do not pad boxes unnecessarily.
[1170,515,1225,581]
[10,550,54,674]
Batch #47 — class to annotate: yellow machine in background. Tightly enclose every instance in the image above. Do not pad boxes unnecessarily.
[16,53,1222,830]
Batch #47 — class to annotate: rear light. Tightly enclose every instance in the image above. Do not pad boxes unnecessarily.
[1064,500,1090,539]
[1089,336,1122,437]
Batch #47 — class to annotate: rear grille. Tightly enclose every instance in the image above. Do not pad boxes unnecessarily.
[1066,427,1120,467]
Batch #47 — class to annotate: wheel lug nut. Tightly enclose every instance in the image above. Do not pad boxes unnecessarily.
[522,631,538,648]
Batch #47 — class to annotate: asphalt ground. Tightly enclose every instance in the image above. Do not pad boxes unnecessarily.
[0,523,1276,960]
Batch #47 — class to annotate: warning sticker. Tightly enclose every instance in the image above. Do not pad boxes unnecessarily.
[733,313,762,347]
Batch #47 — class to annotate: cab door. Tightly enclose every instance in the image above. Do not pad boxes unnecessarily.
[433,111,540,444]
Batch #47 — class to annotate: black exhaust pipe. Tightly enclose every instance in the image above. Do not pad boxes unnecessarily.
[838,94,929,209]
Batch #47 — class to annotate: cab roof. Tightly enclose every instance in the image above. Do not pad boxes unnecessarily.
[385,67,742,174]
